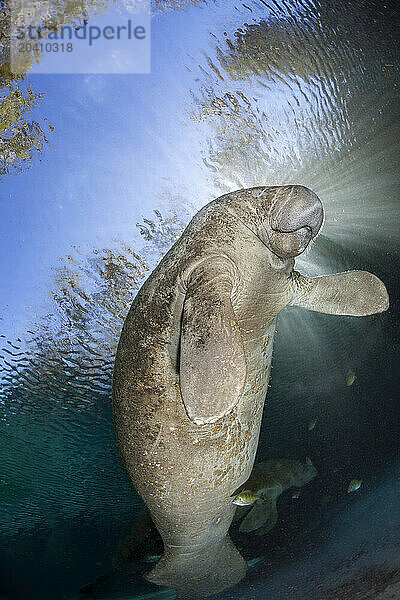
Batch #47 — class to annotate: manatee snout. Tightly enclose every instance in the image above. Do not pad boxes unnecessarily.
[267,185,324,258]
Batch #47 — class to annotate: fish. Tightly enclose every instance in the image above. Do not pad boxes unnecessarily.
[291,490,301,499]
[236,458,317,535]
[247,557,263,568]
[232,490,262,506]
[347,479,363,493]
[346,368,357,386]
[305,457,313,466]
[144,553,162,563]
[308,420,316,431]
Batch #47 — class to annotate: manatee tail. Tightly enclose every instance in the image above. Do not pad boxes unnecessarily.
[144,535,247,600]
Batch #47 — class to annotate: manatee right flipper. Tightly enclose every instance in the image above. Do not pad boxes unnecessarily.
[239,489,279,534]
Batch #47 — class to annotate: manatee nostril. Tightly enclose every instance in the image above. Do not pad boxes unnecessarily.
[267,226,313,259]
[269,186,324,239]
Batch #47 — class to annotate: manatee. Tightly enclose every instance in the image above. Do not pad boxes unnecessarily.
[112,185,389,599]
[233,458,317,535]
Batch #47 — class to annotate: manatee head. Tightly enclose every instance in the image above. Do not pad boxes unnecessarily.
[224,185,324,259]
[221,185,388,316]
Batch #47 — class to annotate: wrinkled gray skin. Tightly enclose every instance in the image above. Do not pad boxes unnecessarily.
[113,185,389,600]
[233,458,317,535]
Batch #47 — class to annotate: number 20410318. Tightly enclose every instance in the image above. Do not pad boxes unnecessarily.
[18,42,73,53]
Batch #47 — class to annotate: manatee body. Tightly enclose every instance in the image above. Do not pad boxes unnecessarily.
[234,458,317,535]
[112,185,388,599]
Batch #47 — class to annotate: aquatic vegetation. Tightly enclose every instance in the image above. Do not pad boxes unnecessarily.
[0,85,50,178]
[0,210,185,377]
[0,49,50,179]
[152,0,203,13]
[0,0,111,178]
[190,9,360,192]
[0,209,186,426]
[0,0,201,180]
[0,209,187,559]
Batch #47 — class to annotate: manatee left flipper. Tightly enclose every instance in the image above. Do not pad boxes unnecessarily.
[239,490,279,534]
[180,256,246,425]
